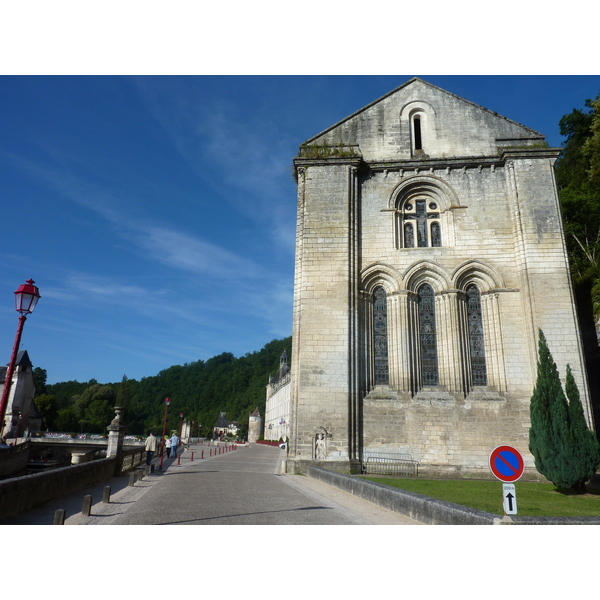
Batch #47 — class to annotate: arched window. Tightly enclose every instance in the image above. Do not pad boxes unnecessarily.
[373,287,389,385]
[413,116,423,151]
[411,111,427,157]
[466,284,487,386]
[418,284,438,386]
[401,199,441,248]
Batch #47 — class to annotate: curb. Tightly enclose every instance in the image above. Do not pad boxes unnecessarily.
[307,466,600,525]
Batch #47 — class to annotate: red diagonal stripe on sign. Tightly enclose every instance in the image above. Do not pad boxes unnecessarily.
[496,452,518,473]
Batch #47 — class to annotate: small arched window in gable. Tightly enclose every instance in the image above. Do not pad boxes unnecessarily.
[413,116,423,150]
[411,112,428,157]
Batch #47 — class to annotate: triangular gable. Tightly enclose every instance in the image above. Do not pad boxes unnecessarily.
[300,78,545,162]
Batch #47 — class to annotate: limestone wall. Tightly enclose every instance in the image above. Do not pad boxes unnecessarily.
[289,79,592,474]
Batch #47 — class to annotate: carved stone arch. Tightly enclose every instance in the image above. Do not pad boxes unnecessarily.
[400,99,437,119]
[390,176,460,248]
[361,262,403,294]
[399,101,438,158]
[452,260,508,394]
[389,175,461,211]
[403,260,452,294]
[452,259,505,293]
[360,263,402,391]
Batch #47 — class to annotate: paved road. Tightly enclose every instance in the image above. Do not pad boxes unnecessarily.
[2,442,422,525]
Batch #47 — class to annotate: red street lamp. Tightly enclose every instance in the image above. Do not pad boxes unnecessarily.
[0,279,41,441]
[159,397,171,470]
[178,412,184,438]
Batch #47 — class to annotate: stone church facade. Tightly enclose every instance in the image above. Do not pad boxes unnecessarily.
[288,78,594,479]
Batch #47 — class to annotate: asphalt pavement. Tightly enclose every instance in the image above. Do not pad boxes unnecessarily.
[1,442,422,525]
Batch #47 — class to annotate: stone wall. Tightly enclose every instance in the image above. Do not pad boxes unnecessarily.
[0,457,117,521]
[289,79,593,474]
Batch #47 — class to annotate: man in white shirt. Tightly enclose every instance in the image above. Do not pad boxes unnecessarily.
[145,432,158,465]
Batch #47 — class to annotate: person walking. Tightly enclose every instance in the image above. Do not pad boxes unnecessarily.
[170,432,180,459]
[165,436,172,458]
[145,432,158,465]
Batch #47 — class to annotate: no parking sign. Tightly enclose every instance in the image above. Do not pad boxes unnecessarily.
[489,445,524,483]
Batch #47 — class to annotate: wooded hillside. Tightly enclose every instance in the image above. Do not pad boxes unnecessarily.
[34,336,291,438]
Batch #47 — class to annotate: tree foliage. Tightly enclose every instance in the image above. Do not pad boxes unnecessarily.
[32,367,47,396]
[529,330,600,491]
[565,364,600,490]
[34,394,58,430]
[556,92,600,285]
[45,336,291,438]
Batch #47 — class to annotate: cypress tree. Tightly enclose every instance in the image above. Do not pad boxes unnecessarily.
[565,364,600,492]
[529,330,571,487]
[529,329,600,491]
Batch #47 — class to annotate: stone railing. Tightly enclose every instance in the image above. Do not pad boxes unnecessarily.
[0,444,147,521]
[0,440,30,477]
[0,457,117,521]
[120,446,146,473]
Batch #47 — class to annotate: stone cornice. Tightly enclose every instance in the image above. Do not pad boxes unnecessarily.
[293,147,562,178]
[293,156,363,168]
[367,155,505,172]
[500,147,561,161]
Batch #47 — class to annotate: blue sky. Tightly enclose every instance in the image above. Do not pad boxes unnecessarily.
[1,75,600,385]
[1,2,595,580]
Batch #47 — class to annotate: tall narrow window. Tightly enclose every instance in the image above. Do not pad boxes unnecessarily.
[413,116,422,150]
[373,287,389,385]
[418,284,439,386]
[431,222,442,247]
[404,222,414,248]
[466,285,487,386]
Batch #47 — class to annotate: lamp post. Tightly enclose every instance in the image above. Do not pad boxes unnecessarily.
[0,279,41,441]
[159,397,170,470]
[178,412,184,438]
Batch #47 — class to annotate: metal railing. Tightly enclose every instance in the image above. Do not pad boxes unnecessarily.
[361,453,419,477]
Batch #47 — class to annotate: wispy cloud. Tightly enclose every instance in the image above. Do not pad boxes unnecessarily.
[132,77,297,253]
[128,223,262,280]
[4,150,266,283]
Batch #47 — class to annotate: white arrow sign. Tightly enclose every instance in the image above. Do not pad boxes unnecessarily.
[502,483,517,515]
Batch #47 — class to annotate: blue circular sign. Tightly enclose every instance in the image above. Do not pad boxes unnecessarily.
[489,445,524,482]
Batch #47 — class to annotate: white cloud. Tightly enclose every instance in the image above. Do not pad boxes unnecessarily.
[5,150,267,283]
[129,223,262,280]
[132,77,298,254]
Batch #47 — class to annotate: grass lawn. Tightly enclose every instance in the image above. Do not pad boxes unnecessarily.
[360,476,600,517]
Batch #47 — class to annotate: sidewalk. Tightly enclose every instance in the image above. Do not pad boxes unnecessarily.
[0,448,183,525]
[1,443,422,525]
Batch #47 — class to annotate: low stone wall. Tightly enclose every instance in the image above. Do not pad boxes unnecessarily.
[0,441,31,477]
[0,457,117,521]
[307,466,600,525]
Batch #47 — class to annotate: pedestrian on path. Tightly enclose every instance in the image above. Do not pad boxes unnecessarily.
[165,436,172,458]
[170,432,180,458]
[145,432,158,465]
